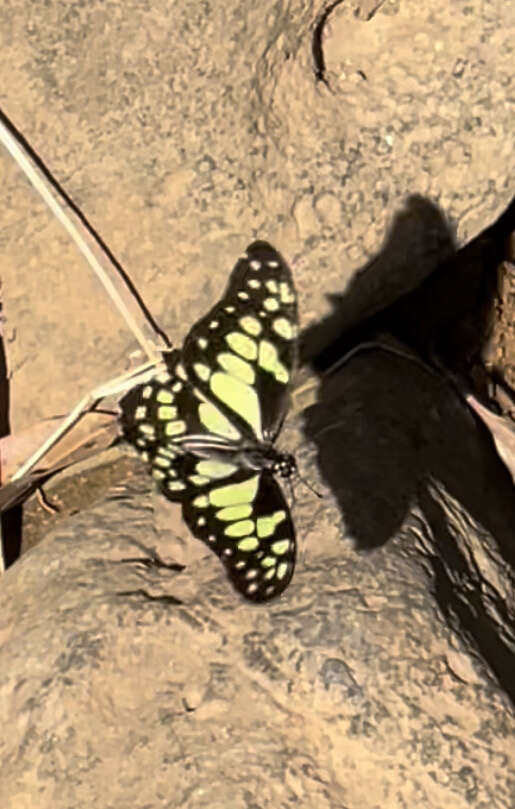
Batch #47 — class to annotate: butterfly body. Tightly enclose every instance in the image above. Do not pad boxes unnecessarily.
[120,242,298,601]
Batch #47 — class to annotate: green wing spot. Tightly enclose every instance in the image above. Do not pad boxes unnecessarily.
[224,519,255,537]
[264,568,277,580]
[157,405,178,420]
[209,474,259,507]
[216,504,253,521]
[165,420,186,437]
[156,389,174,404]
[272,318,294,341]
[217,352,255,385]
[237,536,260,551]
[210,372,262,438]
[271,539,290,555]
[261,556,276,568]
[257,340,289,384]
[196,459,238,479]
[189,474,211,487]
[198,402,241,440]
[239,315,262,336]
[152,468,166,481]
[225,332,258,361]
[193,494,210,508]
[194,363,211,382]
[256,510,287,538]
[277,562,289,580]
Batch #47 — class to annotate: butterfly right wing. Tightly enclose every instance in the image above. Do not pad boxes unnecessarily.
[180,241,299,444]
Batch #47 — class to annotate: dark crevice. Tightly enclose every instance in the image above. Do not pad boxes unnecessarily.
[312,1,345,86]
[117,554,185,573]
[420,489,515,703]
[312,1,387,86]
[116,588,183,606]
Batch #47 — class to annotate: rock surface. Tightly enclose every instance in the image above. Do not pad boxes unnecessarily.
[1,1,514,807]
[1,356,515,808]
[1,0,513,430]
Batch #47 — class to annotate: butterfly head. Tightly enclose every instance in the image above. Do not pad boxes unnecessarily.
[272,452,297,479]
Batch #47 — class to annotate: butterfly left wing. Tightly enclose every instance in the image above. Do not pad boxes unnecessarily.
[180,241,298,443]
[119,355,296,602]
[180,465,296,602]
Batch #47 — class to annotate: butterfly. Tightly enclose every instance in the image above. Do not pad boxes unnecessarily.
[119,241,299,602]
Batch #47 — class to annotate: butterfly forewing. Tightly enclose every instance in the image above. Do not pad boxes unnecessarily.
[119,242,298,602]
[181,241,298,442]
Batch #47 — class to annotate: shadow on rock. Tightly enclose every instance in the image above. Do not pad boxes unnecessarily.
[300,193,515,700]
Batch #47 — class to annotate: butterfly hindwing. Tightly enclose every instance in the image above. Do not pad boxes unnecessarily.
[182,466,296,602]
[181,241,298,443]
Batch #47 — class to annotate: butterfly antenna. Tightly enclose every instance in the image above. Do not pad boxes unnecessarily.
[287,476,297,507]
[295,469,323,499]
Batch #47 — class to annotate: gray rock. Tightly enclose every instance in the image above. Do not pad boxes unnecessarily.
[1,357,514,807]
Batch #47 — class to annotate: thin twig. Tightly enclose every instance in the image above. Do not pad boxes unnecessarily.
[10,360,162,482]
[0,109,167,362]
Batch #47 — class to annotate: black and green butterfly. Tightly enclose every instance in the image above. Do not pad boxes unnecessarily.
[119,241,299,602]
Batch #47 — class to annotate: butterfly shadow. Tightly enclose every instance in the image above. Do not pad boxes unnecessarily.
[299,193,515,700]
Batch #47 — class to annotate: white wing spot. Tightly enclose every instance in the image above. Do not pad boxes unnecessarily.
[197,517,206,527]
[225,305,236,313]
[153,456,171,469]
[272,317,294,340]
[134,406,146,420]
[263,297,280,312]
[246,582,259,594]
[141,385,153,399]
[279,282,295,304]
[267,260,279,268]
[167,480,186,491]
[156,372,171,384]
[209,320,219,329]
[249,260,261,271]
[237,291,250,300]
[139,424,155,438]
[197,337,208,350]
[194,362,211,382]
[171,381,183,392]
[247,278,261,289]
[265,280,278,294]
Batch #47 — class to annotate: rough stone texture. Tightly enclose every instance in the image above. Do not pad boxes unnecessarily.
[1,0,514,431]
[1,1,514,807]
[1,366,514,808]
